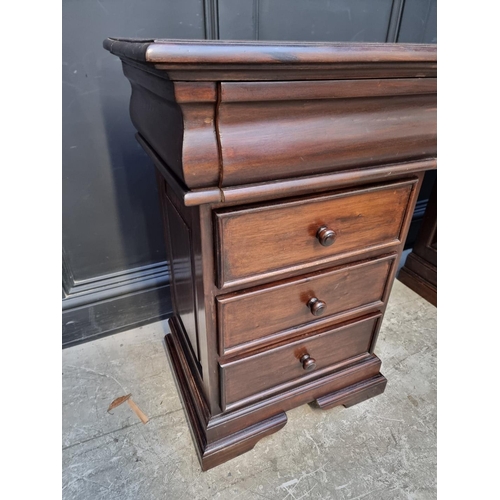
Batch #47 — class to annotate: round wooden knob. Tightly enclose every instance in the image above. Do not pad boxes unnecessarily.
[300,353,317,372]
[316,226,336,246]
[307,297,326,316]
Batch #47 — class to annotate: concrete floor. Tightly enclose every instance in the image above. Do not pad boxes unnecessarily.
[62,280,436,500]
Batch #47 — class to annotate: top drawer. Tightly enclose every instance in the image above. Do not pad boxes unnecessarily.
[218,91,436,187]
[214,179,416,288]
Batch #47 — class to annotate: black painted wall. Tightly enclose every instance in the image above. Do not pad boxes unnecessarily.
[62,0,437,347]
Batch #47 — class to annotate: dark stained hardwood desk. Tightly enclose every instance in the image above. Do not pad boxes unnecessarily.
[104,38,437,470]
[399,182,437,305]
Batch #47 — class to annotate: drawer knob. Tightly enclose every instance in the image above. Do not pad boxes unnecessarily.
[316,226,336,246]
[307,297,326,316]
[300,353,317,372]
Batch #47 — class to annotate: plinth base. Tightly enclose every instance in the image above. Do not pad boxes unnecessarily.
[164,318,387,471]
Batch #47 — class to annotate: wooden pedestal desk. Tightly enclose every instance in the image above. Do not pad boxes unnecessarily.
[399,183,437,306]
[104,39,437,471]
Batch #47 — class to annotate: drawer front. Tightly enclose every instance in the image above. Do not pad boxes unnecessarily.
[218,255,394,354]
[218,92,436,187]
[214,179,415,288]
[220,314,380,409]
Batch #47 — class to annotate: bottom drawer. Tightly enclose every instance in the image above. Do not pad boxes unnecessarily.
[220,313,380,410]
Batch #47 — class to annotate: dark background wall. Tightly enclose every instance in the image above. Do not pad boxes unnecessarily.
[62,0,437,347]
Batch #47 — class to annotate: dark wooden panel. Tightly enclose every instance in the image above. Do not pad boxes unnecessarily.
[215,180,415,287]
[137,39,437,64]
[107,40,437,80]
[166,319,384,469]
[398,262,436,306]
[165,197,199,362]
[122,62,220,189]
[413,183,437,266]
[136,134,223,207]
[221,314,380,408]
[218,256,393,353]
[174,82,217,103]
[218,94,436,187]
[405,169,437,249]
[221,159,434,207]
[220,78,437,102]
[157,64,436,82]
[401,253,436,288]
[315,374,387,409]
[399,181,437,305]
[104,37,434,470]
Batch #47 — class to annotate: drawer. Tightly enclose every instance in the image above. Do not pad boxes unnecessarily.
[214,179,416,288]
[220,314,380,410]
[218,92,436,187]
[217,255,394,354]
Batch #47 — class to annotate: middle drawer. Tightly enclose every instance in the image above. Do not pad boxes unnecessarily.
[217,254,395,355]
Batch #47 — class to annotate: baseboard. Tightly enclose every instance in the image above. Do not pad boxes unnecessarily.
[62,262,173,348]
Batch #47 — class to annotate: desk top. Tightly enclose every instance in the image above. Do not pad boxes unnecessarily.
[104,38,436,195]
[103,38,436,81]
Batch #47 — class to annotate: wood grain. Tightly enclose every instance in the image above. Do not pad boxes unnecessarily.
[215,180,415,287]
[104,37,436,81]
[218,256,394,353]
[220,78,437,102]
[220,158,435,206]
[218,94,436,186]
[220,314,380,408]
[315,374,387,409]
[104,39,436,471]
[165,319,385,468]
[122,61,219,189]
[103,38,436,65]
[138,138,434,208]
[398,183,437,305]
[164,196,199,363]
[173,82,217,103]
[153,65,437,82]
[144,40,437,64]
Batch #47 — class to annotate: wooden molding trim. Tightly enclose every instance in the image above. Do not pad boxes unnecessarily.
[220,78,437,102]
[137,132,436,208]
[165,316,387,469]
[104,38,436,64]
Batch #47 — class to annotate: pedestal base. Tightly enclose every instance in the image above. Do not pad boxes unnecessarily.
[314,374,387,409]
[164,319,387,470]
[399,259,437,306]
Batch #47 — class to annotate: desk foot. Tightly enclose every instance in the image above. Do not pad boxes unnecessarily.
[314,374,387,410]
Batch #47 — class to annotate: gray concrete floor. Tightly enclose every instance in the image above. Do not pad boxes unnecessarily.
[62,280,436,500]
